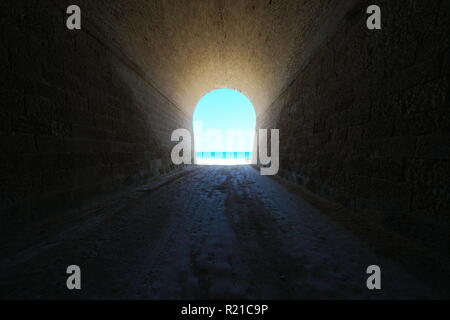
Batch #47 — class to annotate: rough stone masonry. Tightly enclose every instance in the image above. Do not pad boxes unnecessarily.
[258,0,450,255]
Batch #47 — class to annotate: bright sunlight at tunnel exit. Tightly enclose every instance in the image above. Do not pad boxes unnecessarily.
[193,89,256,165]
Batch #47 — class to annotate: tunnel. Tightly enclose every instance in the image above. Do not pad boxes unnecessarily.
[1,0,449,299]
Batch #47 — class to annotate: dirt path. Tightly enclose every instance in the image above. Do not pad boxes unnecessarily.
[0,166,440,299]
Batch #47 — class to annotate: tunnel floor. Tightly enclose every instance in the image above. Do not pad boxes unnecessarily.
[0,166,440,299]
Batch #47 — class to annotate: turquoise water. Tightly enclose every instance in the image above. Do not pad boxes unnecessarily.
[196,152,252,160]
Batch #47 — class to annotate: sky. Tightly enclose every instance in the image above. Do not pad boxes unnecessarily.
[193,89,256,153]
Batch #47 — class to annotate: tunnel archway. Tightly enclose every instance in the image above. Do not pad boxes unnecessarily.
[193,89,256,165]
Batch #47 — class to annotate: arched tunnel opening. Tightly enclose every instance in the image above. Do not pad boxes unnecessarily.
[193,89,256,165]
[0,0,449,301]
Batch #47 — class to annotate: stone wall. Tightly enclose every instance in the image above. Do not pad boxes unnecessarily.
[258,0,450,251]
[0,1,191,226]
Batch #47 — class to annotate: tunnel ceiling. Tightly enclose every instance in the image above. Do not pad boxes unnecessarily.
[81,0,349,115]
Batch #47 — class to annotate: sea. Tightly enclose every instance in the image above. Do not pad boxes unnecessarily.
[196,152,252,160]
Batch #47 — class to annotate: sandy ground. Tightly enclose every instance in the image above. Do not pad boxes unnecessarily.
[0,165,441,299]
